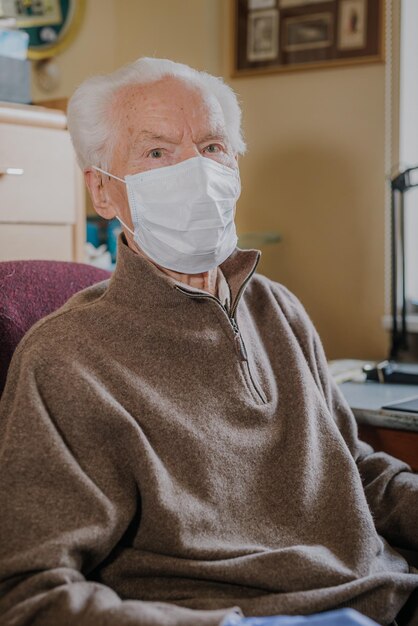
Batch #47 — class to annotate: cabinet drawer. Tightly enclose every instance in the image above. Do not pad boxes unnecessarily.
[0,123,77,224]
[358,424,418,472]
[0,224,74,261]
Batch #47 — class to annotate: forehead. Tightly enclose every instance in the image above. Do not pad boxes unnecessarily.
[110,77,226,143]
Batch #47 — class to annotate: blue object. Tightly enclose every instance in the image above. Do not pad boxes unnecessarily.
[107,218,122,263]
[0,56,30,104]
[86,216,108,248]
[222,609,379,626]
[86,219,101,248]
[86,217,121,264]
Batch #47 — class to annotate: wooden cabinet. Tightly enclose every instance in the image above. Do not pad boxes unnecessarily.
[358,424,418,472]
[0,102,85,262]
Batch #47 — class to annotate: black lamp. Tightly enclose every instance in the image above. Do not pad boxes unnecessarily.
[390,165,418,360]
[363,166,418,383]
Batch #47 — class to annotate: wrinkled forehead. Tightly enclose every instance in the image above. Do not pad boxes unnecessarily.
[109,77,227,147]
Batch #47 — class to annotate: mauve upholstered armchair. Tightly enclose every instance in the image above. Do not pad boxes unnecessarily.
[0,260,111,398]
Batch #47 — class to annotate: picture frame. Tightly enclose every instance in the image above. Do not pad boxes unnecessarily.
[232,0,384,76]
[247,9,279,61]
[0,0,86,60]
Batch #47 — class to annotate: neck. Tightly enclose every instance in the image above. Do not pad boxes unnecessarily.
[126,234,218,296]
[158,266,218,295]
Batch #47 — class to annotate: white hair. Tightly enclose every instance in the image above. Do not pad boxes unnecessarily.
[67,57,246,171]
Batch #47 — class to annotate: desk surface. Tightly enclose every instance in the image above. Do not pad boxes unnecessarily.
[340,381,418,432]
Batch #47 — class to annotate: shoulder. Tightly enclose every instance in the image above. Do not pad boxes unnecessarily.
[246,271,314,330]
[12,279,111,368]
[247,272,332,400]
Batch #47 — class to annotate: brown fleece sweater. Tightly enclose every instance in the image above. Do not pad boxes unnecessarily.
[0,237,417,626]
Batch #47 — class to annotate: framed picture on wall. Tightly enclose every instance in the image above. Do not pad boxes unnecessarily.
[0,0,86,60]
[247,9,279,61]
[232,0,384,76]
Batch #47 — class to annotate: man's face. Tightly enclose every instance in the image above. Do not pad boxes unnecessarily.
[85,77,237,235]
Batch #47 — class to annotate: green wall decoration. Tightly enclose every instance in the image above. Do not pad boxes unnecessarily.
[0,0,86,60]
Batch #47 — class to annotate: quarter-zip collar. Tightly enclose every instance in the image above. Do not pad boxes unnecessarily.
[107,235,261,313]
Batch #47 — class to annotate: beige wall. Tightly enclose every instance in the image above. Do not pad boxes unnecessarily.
[227,65,387,361]
[31,0,117,102]
[32,0,389,360]
[113,0,223,75]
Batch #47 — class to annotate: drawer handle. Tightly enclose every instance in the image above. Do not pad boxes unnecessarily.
[0,168,24,176]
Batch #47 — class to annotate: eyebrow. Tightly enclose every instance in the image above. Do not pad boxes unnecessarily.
[131,129,228,148]
[196,131,228,144]
[133,130,176,144]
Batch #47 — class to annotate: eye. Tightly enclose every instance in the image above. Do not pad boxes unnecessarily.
[203,144,221,154]
[148,149,163,159]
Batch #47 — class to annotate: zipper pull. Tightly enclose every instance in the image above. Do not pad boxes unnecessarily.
[230,317,248,361]
[230,317,239,333]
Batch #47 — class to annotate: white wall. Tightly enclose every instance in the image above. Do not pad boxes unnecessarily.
[399,0,418,305]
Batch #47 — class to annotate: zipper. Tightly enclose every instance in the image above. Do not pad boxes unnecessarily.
[229,260,259,319]
[227,311,266,404]
[229,316,247,360]
[174,286,267,405]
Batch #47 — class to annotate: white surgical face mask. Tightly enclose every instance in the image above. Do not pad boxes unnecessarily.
[93,156,241,274]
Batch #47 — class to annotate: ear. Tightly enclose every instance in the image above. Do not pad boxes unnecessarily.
[84,168,117,220]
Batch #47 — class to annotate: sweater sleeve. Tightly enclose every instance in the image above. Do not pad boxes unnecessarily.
[316,358,418,552]
[0,342,241,626]
[273,283,418,553]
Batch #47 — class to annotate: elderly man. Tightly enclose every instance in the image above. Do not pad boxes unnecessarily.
[0,58,417,626]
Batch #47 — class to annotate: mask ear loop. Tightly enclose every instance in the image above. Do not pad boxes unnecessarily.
[115,215,135,237]
[92,165,125,183]
[92,166,136,237]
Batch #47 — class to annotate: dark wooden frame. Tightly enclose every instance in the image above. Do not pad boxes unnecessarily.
[232,0,384,77]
